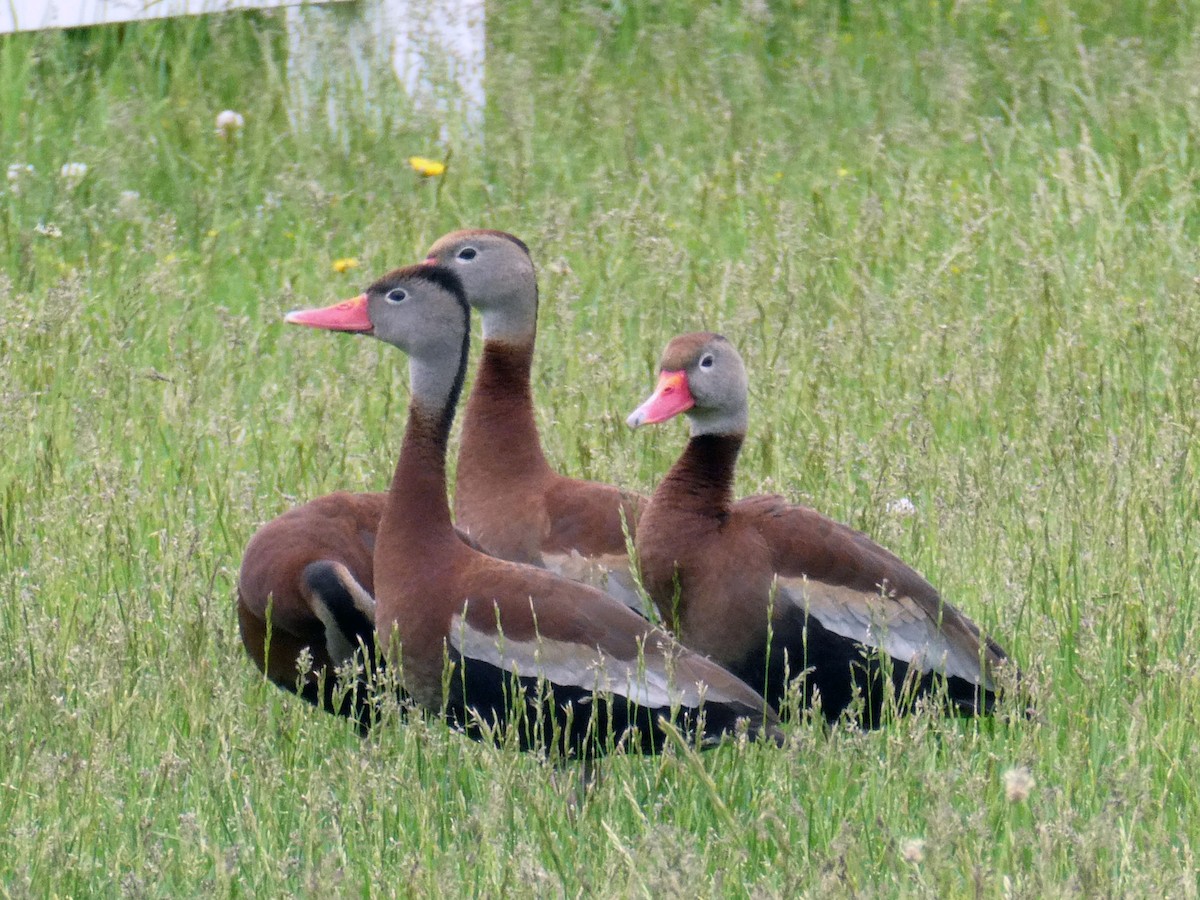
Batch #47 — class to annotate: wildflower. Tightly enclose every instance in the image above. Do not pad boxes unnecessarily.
[7,163,33,193]
[215,109,245,140]
[206,229,219,239]
[116,190,141,214]
[1002,766,1035,802]
[886,497,916,517]
[408,156,446,177]
[34,222,62,238]
[837,167,851,178]
[899,838,926,864]
[60,162,88,187]
[332,257,359,273]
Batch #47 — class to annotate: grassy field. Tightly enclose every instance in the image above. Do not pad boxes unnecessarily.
[3,0,1200,894]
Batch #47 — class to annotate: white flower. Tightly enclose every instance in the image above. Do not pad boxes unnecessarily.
[60,162,88,186]
[886,497,917,517]
[34,222,62,238]
[215,109,245,139]
[116,190,141,217]
[7,163,34,193]
[1002,766,1035,802]
[899,837,926,864]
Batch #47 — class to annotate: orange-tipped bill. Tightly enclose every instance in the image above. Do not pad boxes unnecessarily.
[284,294,373,333]
[627,370,694,428]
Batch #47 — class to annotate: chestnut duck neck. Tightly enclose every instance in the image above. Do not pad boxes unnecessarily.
[458,337,553,485]
[382,399,464,556]
[659,433,744,521]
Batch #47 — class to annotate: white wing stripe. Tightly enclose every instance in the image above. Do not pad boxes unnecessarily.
[449,612,709,708]
[776,576,990,686]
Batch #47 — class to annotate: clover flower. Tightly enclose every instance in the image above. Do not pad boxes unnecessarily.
[215,110,245,140]
[7,163,34,193]
[116,190,141,217]
[60,162,88,187]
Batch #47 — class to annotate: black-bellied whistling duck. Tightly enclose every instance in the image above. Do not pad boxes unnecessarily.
[628,332,1012,726]
[236,229,643,728]
[424,229,644,609]
[237,492,383,731]
[285,267,782,754]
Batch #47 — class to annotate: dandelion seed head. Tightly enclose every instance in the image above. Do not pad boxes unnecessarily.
[1003,766,1035,802]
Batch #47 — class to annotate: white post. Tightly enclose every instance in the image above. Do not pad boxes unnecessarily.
[287,0,484,141]
[390,0,485,136]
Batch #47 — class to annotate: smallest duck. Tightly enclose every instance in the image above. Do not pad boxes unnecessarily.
[628,332,1012,725]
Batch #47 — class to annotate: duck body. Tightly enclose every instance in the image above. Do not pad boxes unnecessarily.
[378,501,766,754]
[236,230,643,726]
[237,491,383,729]
[630,334,1011,726]
[289,267,782,756]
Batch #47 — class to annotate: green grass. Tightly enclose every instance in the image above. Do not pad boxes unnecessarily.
[3,0,1200,894]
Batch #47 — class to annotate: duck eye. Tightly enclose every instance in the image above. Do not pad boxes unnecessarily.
[385,288,408,304]
[699,354,715,369]
[457,247,478,261]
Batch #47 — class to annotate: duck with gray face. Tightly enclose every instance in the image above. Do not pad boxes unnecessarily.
[285,268,783,756]
[629,332,1014,726]
[236,229,644,731]
[424,229,646,613]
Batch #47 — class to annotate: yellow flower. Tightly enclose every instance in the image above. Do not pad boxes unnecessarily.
[206,229,219,239]
[408,156,447,177]
[332,257,359,273]
[837,167,851,178]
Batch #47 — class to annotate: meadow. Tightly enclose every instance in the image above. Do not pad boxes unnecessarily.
[2,0,1200,894]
